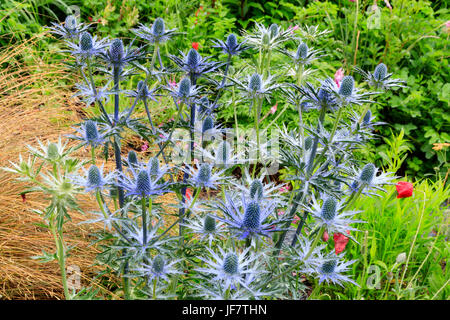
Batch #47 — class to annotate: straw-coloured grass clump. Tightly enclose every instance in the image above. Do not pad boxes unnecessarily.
[0,34,115,299]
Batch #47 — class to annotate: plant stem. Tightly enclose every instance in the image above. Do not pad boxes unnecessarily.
[50,214,70,299]
[91,146,96,165]
[304,226,325,261]
[142,196,148,246]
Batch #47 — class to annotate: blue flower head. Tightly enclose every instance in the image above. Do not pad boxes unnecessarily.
[118,167,169,198]
[71,164,114,193]
[212,33,248,56]
[169,49,220,80]
[69,120,105,148]
[316,256,358,287]
[49,15,88,39]
[133,17,179,44]
[216,192,281,240]
[66,31,109,60]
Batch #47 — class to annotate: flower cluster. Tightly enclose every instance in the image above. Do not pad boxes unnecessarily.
[17,15,407,300]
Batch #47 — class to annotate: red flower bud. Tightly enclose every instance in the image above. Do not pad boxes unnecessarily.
[192,42,199,51]
[323,230,330,242]
[185,188,193,200]
[396,181,413,198]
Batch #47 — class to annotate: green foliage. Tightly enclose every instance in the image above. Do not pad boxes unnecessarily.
[314,179,449,300]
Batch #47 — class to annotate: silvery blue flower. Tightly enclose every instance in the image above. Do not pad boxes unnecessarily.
[288,237,327,273]
[49,15,89,39]
[315,255,358,287]
[132,17,179,44]
[299,80,339,112]
[69,120,105,148]
[243,22,293,51]
[212,33,248,56]
[232,169,283,203]
[354,63,406,91]
[119,219,173,260]
[99,38,146,69]
[322,76,377,107]
[74,81,113,106]
[216,192,282,240]
[350,163,396,196]
[284,41,323,66]
[135,254,181,282]
[65,31,109,60]
[169,49,221,79]
[167,76,200,104]
[71,164,114,193]
[196,246,266,290]
[118,167,169,198]
[127,80,158,102]
[182,214,226,246]
[184,163,226,189]
[306,195,364,236]
[230,72,281,107]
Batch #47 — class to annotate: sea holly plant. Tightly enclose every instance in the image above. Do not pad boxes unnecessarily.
[5,15,405,300]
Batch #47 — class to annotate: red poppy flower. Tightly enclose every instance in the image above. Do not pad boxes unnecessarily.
[333,231,350,254]
[192,42,199,50]
[88,16,93,22]
[396,181,413,198]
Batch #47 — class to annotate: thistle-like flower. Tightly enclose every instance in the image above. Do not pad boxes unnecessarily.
[132,17,179,44]
[118,167,169,198]
[135,254,181,282]
[306,195,363,236]
[184,163,226,189]
[74,81,113,107]
[321,76,376,107]
[65,31,109,60]
[243,22,293,51]
[350,163,396,196]
[169,49,221,80]
[126,150,139,167]
[196,246,266,291]
[167,76,200,104]
[287,237,326,273]
[99,38,145,69]
[127,80,158,102]
[354,63,406,91]
[314,255,358,287]
[212,33,248,56]
[69,120,105,148]
[216,192,281,240]
[283,41,323,66]
[49,15,89,39]
[232,169,283,203]
[183,214,226,246]
[71,164,114,193]
[231,72,281,106]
